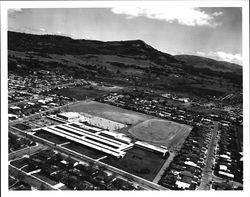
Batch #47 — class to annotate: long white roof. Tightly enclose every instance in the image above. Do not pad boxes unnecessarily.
[135,141,168,154]
[43,126,126,158]
[41,123,132,158]
[58,112,80,119]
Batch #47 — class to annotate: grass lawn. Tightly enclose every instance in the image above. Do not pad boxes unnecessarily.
[34,130,68,145]
[128,119,192,151]
[102,147,167,181]
[62,141,107,160]
[68,101,153,125]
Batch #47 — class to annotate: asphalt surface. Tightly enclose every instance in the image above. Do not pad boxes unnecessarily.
[197,121,219,190]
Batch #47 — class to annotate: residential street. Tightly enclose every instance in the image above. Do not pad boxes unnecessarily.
[197,122,219,190]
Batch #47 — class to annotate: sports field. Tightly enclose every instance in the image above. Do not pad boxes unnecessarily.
[102,147,167,181]
[128,119,192,151]
[67,101,153,125]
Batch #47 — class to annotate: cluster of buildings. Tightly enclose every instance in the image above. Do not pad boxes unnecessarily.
[97,91,201,126]
[8,69,243,191]
[8,94,73,120]
[8,70,87,121]
[96,90,243,190]
[8,71,87,112]
[9,110,169,190]
[161,93,190,103]
[50,111,128,131]
[212,123,243,188]
[38,123,132,159]
[159,125,212,190]
[8,91,33,105]
[9,71,87,96]
[9,177,32,190]
[98,90,242,128]
[9,132,36,153]
[35,112,169,159]
[10,149,141,190]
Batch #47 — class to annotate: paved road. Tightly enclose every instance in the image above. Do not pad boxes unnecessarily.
[197,121,219,190]
[153,152,175,183]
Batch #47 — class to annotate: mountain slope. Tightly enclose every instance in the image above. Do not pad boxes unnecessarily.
[8,31,243,98]
[8,31,179,66]
[175,55,242,74]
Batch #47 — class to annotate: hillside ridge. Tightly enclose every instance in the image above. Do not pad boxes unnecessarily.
[8,31,242,98]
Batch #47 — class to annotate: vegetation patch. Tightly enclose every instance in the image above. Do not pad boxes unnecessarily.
[128,119,192,151]
[62,142,107,160]
[34,130,68,144]
[49,86,107,100]
[102,147,167,181]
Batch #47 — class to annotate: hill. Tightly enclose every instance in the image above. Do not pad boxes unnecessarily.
[8,31,242,98]
[8,31,179,65]
[175,55,242,74]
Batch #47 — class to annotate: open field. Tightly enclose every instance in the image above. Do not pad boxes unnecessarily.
[49,86,107,100]
[67,101,154,125]
[102,147,167,181]
[128,119,192,151]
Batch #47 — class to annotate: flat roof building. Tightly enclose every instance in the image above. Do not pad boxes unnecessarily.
[57,112,81,122]
[135,141,168,156]
[40,122,133,158]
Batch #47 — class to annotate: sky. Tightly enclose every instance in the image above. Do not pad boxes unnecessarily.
[8,7,242,65]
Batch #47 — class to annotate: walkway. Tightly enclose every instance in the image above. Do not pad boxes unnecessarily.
[152,152,175,183]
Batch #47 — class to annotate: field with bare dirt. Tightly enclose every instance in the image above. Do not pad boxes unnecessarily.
[128,119,192,151]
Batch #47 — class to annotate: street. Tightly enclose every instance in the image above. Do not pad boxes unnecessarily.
[197,121,219,190]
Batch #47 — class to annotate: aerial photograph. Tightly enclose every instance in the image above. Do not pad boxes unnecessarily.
[3,1,248,192]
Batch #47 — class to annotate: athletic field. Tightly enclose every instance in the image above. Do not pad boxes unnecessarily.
[67,101,153,125]
[128,119,192,151]
[67,101,192,152]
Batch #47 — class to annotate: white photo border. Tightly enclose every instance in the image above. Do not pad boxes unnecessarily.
[1,1,249,197]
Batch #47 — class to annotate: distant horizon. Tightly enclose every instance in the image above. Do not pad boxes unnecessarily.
[8,30,242,66]
[8,7,242,65]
